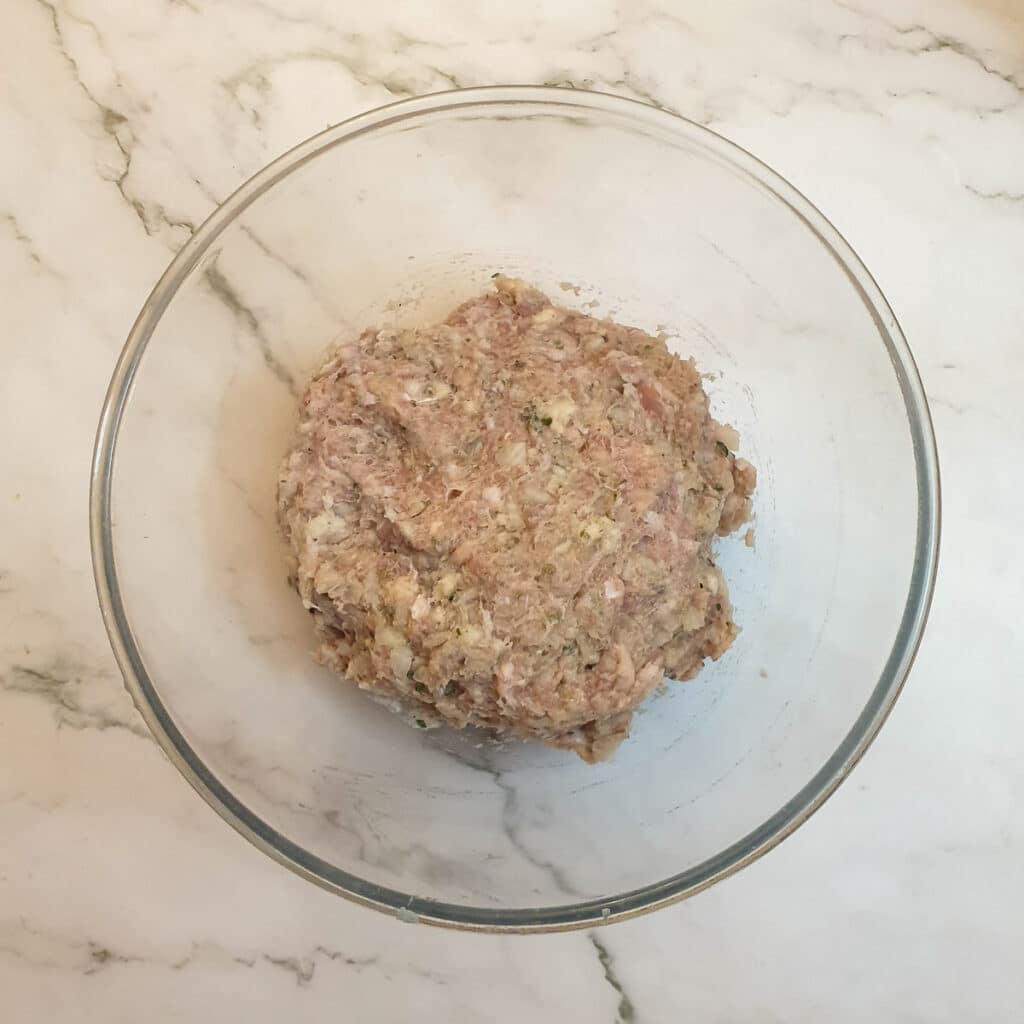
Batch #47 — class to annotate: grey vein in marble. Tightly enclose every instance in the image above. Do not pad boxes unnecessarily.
[0,919,378,987]
[1,662,148,739]
[834,0,1024,92]
[436,745,585,899]
[204,263,298,394]
[2,213,44,267]
[963,183,1024,204]
[590,934,636,1023]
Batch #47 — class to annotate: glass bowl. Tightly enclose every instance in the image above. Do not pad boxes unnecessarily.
[91,87,939,932]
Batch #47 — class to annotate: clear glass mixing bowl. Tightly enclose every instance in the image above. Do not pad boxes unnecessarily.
[91,87,939,931]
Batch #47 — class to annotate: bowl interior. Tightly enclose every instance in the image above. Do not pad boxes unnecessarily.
[100,91,934,928]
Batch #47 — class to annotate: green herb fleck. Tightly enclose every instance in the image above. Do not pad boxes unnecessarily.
[715,441,730,457]
[414,682,428,694]
[524,403,552,431]
[444,680,458,697]
[415,719,427,728]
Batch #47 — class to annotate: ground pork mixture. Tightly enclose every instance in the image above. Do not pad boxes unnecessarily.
[278,278,756,762]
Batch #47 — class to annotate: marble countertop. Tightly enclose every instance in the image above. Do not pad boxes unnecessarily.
[3,0,1022,1019]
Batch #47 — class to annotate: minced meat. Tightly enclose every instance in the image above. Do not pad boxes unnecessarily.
[277,277,756,762]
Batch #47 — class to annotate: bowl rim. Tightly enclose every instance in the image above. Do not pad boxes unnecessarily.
[90,85,941,933]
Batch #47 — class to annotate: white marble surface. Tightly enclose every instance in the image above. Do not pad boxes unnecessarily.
[2,0,1022,1019]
